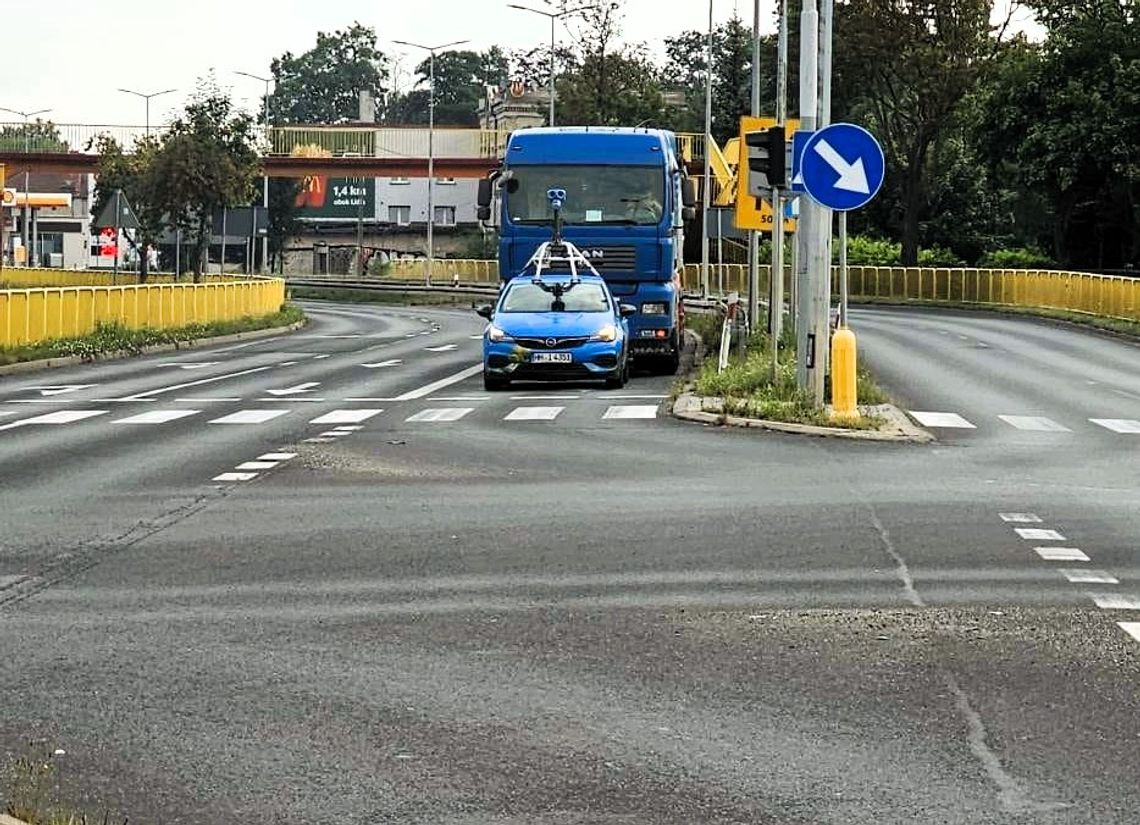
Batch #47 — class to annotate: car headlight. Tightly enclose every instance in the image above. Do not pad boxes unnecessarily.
[487,325,512,342]
[591,323,618,342]
[641,301,668,315]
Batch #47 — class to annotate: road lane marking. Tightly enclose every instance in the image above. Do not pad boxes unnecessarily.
[510,395,581,401]
[1014,528,1066,541]
[265,382,320,396]
[909,411,976,429]
[430,395,491,401]
[606,394,669,400]
[393,364,483,401]
[0,410,108,431]
[213,472,259,482]
[258,453,297,461]
[603,405,658,420]
[1060,569,1119,584]
[998,415,1071,432]
[1119,623,1140,644]
[158,362,219,370]
[28,384,96,396]
[362,360,402,368]
[426,344,458,352]
[113,410,199,425]
[310,409,383,425]
[119,365,276,400]
[1089,593,1140,610]
[176,397,243,403]
[209,410,291,425]
[505,406,564,421]
[313,355,331,360]
[1089,418,1140,434]
[999,513,1042,523]
[406,408,473,423]
[1035,547,1090,562]
[6,399,77,404]
[235,461,279,470]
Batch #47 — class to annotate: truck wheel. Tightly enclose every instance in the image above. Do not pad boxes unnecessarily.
[483,370,508,391]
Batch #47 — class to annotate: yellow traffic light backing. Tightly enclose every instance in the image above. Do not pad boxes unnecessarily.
[735,116,798,234]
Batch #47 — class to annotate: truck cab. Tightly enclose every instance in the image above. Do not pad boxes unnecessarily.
[477,127,697,373]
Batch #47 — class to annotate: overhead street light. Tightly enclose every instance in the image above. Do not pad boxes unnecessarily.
[235,70,277,276]
[118,88,176,136]
[392,38,470,287]
[506,3,599,127]
[0,105,53,267]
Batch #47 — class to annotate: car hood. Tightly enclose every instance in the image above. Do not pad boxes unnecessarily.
[495,312,612,339]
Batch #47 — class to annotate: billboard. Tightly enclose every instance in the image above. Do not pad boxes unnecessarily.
[295,176,375,219]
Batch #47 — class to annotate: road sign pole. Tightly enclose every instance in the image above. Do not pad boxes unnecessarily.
[839,210,848,327]
[795,0,820,397]
[816,0,835,390]
[112,190,121,284]
[747,0,762,333]
[770,0,789,356]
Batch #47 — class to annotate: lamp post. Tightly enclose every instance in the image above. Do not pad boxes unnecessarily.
[392,38,469,287]
[506,3,599,126]
[700,0,713,298]
[235,71,274,275]
[117,87,176,137]
[0,106,51,267]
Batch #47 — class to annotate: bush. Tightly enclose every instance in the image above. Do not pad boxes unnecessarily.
[917,245,967,267]
[976,247,1055,269]
[841,235,901,265]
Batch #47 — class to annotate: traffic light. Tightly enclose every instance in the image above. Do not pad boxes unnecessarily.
[745,125,787,194]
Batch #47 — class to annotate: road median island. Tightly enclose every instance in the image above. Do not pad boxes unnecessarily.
[0,304,307,375]
[670,307,933,442]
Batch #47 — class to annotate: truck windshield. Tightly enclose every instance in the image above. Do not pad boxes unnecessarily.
[506,165,664,226]
[500,282,612,313]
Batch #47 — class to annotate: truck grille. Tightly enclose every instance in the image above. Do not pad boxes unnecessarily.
[548,244,637,273]
[514,336,590,349]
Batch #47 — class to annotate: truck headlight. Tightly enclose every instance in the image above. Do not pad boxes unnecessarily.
[641,302,668,315]
[488,325,512,342]
[591,323,618,342]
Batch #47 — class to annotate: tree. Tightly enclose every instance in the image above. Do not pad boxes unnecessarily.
[91,134,165,281]
[0,121,67,152]
[269,23,389,124]
[148,81,262,281]
[266,179,303,273]
[385,48,510,126]
[834,0,997,264]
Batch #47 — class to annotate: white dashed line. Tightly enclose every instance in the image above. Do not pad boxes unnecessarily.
[331,426,363,432]
[426,344,458,352]
[505,406,564,421]
[209,410,291,425]
[999,513,1042,523]
[112,410,199,425]
[1035,547,1090,562]
[235,461,279,471]
[258,453,297,461]
[1089,419,1140,434]
[176,397,242,403]
[603,405,659,420]
[1014,528,1066,541]
[362,360,402,368]
[313,355,331,360]
[908,411,976,429]
[310,409,383,425]
[392,364,483,401]
[510,395,581,401]
[405,408,474,422]
[213,472,259,482]
[998,415,1071,432]
[1088,593,1140,610]
[1060,569,1119,584]
[0,410,108,431]
[1119,623,1140,644]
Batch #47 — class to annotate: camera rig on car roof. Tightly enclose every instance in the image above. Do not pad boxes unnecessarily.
[517,188,603,299]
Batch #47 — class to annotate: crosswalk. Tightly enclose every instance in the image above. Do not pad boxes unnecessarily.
[910,411,1140,436]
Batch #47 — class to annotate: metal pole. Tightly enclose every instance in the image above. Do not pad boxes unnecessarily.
[220,207,227,277]
[748,0,761,335]
[700,0,713,298]
[795,0,820,398]
[550,15,556,125]
[357,177,365,277]
[427,49,435,287]
[145,98,150,137]
[771,0,789,361]
[816,0,834,386]
[716,208,723,295]
[24,114,30,269]
[175,227,181,278]
[112,189,121,283]
[262,78,270,275]
[839,211,848,327]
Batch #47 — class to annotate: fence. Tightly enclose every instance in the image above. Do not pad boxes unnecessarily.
[1,275,286,348]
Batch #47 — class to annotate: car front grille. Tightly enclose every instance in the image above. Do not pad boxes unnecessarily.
[514,336,590,349]
[547,244,637,273]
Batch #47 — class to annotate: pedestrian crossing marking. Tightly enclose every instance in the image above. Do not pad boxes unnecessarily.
[603,405,658,420]
[310,409,383,425]
[909,411,975,428]
[998,415,1071,432]
[213,472,259,482]
[406,408,473,423]
[504,406,564,421]
[209,410,290,425]
[113,410,199,425]
[1090,418,1140,434]
[1035,547,1089,562]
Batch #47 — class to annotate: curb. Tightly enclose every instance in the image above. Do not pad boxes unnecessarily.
[1,815,30,825]
[0,321,306,378]
[671,394,935,443]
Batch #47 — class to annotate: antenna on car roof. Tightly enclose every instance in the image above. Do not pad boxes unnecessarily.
[519,188,602,295]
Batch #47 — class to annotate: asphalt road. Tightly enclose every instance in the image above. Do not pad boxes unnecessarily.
[1,300,1137,825]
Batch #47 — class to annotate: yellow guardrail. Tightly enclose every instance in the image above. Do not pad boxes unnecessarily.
[386,259,501,285]
[1,275,286,348]
[0,268,234,288]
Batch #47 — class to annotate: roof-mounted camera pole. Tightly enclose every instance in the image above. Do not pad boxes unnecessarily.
[520,188,601,290]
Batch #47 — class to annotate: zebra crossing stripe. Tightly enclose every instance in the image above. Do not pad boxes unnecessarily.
[209,410,290,425]
[909,411,975,428]
[406,408,474,422]
[998,415,1071,432]
[309,409,382,425]
[504,406,564,421]
[1089,419,1140,434]
[113,410,199,425]
[602,405,658,420]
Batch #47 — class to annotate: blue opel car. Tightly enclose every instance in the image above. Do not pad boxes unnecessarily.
[476,272,636,391]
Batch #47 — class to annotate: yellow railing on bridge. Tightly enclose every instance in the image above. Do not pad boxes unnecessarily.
[1,271,286,348]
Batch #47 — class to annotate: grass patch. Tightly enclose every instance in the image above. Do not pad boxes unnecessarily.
[0,304,305,366]
[853,297,1140,339]
[682,307,890,429]
[5,743,128,825]
[290,286,485,307]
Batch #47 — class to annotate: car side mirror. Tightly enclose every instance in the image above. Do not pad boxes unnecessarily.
[619,303,637,318]
[681,178,697,208]
[682,206,697,221]
[476,178,492,208]
[476,205,491,221]
[476,304,494,320]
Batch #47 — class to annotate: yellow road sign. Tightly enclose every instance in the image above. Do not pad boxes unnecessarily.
[735,116,798,234]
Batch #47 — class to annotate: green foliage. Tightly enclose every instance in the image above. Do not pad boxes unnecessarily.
[269,23,389,124]
[267,178,303,273]
[841,236,902,265]
[0,120,67,152]
[91,133,165,281]
[387,48,510,126]
[917,246,967,267]
[455,231,498,260]
[977,247,1056,269]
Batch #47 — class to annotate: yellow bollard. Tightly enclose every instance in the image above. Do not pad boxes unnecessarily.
[831,326,859,420]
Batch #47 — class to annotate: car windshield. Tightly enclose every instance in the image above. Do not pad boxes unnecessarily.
[506,165,664,226]
[499,282,612,313]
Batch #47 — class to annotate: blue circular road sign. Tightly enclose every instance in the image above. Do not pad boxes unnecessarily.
[800,123,885,211]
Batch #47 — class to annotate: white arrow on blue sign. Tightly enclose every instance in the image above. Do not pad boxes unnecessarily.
[800,123,885,211]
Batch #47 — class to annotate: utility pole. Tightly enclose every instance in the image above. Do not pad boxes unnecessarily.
[770,0,789,380]
[816,0,835,388]
[700,0,714,298]
[795,0,823,401]
[747,0,762,335]
[778,2,791,338]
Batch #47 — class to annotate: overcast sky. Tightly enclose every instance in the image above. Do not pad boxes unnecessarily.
[3,0,1042,127]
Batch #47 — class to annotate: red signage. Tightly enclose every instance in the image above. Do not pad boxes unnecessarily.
[99,227,116,257]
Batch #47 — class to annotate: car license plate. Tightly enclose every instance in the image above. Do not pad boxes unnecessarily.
[530,352,572,364]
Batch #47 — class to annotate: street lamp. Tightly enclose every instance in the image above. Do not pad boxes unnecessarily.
[118,88,176,136]
[235,70,275,275]
[507,3,599,126]
[392,38,470,287]
[0,105,52,267]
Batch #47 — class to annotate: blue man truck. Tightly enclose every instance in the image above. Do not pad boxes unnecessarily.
[476,127,697,374]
